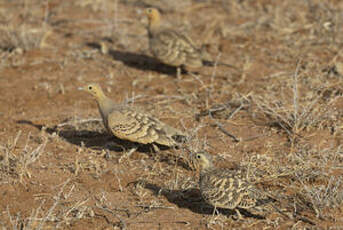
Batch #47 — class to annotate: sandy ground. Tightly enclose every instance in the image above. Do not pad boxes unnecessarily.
[1,0,343,229]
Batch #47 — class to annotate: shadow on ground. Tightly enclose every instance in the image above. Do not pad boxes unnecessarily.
[16,119,167,154]
[86,42,188,77]
[16,120,192,170]
[141,182,265,219]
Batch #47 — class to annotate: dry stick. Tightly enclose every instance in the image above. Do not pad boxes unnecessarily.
[96,205,131,217]
[6,206,17,228]
[293,59,301,133]
[27,203,44,228]
[203,52,221,109]
[263,71,291,79]
[94,206,128,230]
[211,122,240,142]
[297,96,321,129]
[251,186,316,225]
[63,198,89,221]
[57,118,102,127]
[37,179,71,230]
[254,98,294,137]
[127,220,190,225]
[268,202,315,225]
[136,204,175,210]
[228,102,245,120]
[95,192,131,213]
[209,52,221,94]
[257,185,315,224]
[241,134,269,142]
[137,95,188,105]
[11,130,22,151]
[209,103,244,143]
[94,194,130,229]
[290,59,302,155]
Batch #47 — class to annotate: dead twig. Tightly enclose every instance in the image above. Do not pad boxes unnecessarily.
[211,122,240,143]
[57,118,102,127]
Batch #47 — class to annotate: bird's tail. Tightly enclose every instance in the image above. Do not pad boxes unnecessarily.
[200,45,213,63]
[200,45,240,71]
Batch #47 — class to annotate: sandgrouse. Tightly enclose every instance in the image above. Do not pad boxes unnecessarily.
[83,83,186,147]
[145,8,213,78]
[194,152,274,218]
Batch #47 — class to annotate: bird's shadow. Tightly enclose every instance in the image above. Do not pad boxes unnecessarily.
[141,182,265,219]
[86,42,188,76]
[16,119,169,154]
[17,119,193,170]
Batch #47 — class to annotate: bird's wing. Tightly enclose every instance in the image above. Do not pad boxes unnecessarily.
[200,169,249,209]
[108,107,180,146]
[151,30,202,67]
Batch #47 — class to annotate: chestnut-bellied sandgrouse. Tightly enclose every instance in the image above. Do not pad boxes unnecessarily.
[194,151,275,218]
[145,8,214,78]
[145,8,238,78]
[83,83,186,148]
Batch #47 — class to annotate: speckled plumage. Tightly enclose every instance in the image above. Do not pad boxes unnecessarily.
[145,8,210,75]
[84,83,185,146]
[194,152,273,216]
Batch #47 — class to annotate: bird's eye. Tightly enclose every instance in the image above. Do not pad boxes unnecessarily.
[88,86,93,90]
[196,155,201,159]
[147,9,152,13]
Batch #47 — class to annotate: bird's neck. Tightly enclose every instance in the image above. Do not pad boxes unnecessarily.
[199,168,212,183]
[199,164,213,176]
[148,17,160,35]
[96,94,115,120]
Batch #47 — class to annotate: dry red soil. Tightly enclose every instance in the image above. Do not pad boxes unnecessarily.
[1,0,343,229]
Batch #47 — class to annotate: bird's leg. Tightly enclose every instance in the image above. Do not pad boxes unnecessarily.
[233,209,243,220]
[212,206,219,216]
[152,143,160,152]
[118,145,138,163]
[126,145,138,157]
[176,67,182,79]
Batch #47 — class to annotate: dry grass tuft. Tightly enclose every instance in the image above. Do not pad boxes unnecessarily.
[0,24,50,52]
[239,143,343,223]
[251,61,342,139]
[0,131,47,183]
[1,0,343,229]
[1,180,93,229]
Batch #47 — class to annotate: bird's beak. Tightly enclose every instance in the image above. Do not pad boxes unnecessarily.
[78,86,88,91]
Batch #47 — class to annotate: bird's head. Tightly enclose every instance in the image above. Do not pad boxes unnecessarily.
[145,8,161,28]
[83,83,105,99]
[194,151,214,170]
